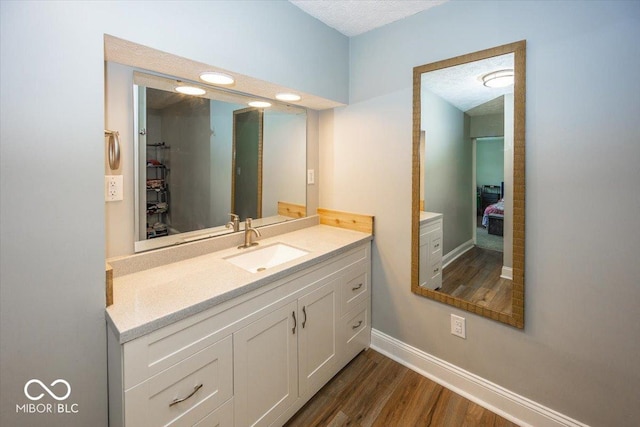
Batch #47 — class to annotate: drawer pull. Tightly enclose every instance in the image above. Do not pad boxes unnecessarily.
[302,306,307,329]
[352,283,363,291]
[352,320,363,330]
[433,267,439,273]
[292,311,297,334]
[169,383,203,407]
[434,243,440,249]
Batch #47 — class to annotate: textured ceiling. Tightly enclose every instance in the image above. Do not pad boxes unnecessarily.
[421,53,515,116]
[289,0,448,36]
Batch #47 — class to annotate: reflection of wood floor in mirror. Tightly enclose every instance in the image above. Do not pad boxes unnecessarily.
[439,246,512,314]
[285,349,519,427]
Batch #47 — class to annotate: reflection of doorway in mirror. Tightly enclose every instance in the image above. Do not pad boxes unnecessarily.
[475,137,504,253]
[232,108,263,221]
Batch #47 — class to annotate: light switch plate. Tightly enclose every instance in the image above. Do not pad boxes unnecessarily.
[105,175,123,202]
[307,169,315,185]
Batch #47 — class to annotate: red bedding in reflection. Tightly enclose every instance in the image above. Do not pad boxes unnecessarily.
[482,200,504,227]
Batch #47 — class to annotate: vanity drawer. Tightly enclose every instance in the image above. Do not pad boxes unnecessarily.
[341,299,370,362]
[429,260,442,289]
[193,398,233,427]
[430,235,442,259]
[339,262,369,316]
[124,335,233,427]
[123,309,240,389]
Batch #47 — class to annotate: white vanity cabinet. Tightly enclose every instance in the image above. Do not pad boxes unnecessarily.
[234,280,338,427]
[419,212,443,290]
[108,241,371,427]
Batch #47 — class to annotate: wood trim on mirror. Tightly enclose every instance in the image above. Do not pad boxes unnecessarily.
[411,41,526,329]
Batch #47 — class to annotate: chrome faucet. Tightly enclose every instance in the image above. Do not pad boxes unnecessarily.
[239,218,261,249]
[226,213,240,232]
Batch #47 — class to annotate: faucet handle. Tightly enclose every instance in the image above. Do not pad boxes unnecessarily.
[226,213,240,231]
[245,217,253,227]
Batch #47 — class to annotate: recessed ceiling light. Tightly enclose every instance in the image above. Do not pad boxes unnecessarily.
[248,101,271,108]
[482,69,514,88]
[275,93,301,102]
[200,72,235,85]
[175,86,206,95]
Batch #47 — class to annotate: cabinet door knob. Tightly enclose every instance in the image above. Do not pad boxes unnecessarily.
[352,320,363,330]
[292,311,297,334]
[169,383,203,407]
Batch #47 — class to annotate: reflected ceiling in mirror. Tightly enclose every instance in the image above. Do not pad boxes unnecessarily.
[134,72,307,252]
[411,41,525,328]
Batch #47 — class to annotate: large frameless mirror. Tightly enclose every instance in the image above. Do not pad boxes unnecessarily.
[133,72,307,252]
[411,41,526,328]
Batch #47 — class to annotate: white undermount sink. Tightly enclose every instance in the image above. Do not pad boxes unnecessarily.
[224,243,309,273]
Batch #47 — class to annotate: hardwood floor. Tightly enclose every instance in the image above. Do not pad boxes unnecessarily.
[285,349,519,427]
[438,246,512,314]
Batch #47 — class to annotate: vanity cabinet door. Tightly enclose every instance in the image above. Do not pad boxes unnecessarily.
[233,301,298,427]
[298,280,338,398]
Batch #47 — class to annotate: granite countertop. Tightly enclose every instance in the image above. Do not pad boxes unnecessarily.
[420,211,443,225]
[106,225,372,344]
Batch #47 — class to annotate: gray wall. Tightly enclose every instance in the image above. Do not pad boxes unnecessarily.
[321,1,639,426]
[470,113,504,138]
[0,1,347,426]
[421,88,473,254]
[263,112,307,217]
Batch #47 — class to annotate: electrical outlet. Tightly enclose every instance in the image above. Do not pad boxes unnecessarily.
[105,175,123,202]
[307,169,315,185]
[451,314,466,339]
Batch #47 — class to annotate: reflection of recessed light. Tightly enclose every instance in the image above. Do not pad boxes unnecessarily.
[200,72,235,85]
[482,69,514,88]
[275,93,301,102]
[248,101,271,108]
[175,86,206,95]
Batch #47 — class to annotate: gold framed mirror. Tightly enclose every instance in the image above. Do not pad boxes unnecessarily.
[411,41,526,328]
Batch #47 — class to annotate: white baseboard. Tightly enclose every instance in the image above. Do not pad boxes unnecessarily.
[370,329,588,427]
[501,266,513,280]
[443,239,474,268]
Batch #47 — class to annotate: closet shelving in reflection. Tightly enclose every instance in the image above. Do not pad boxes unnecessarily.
[146,142,170,239]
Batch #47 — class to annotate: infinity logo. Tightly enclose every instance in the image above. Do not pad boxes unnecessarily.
[24,379,71,401]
